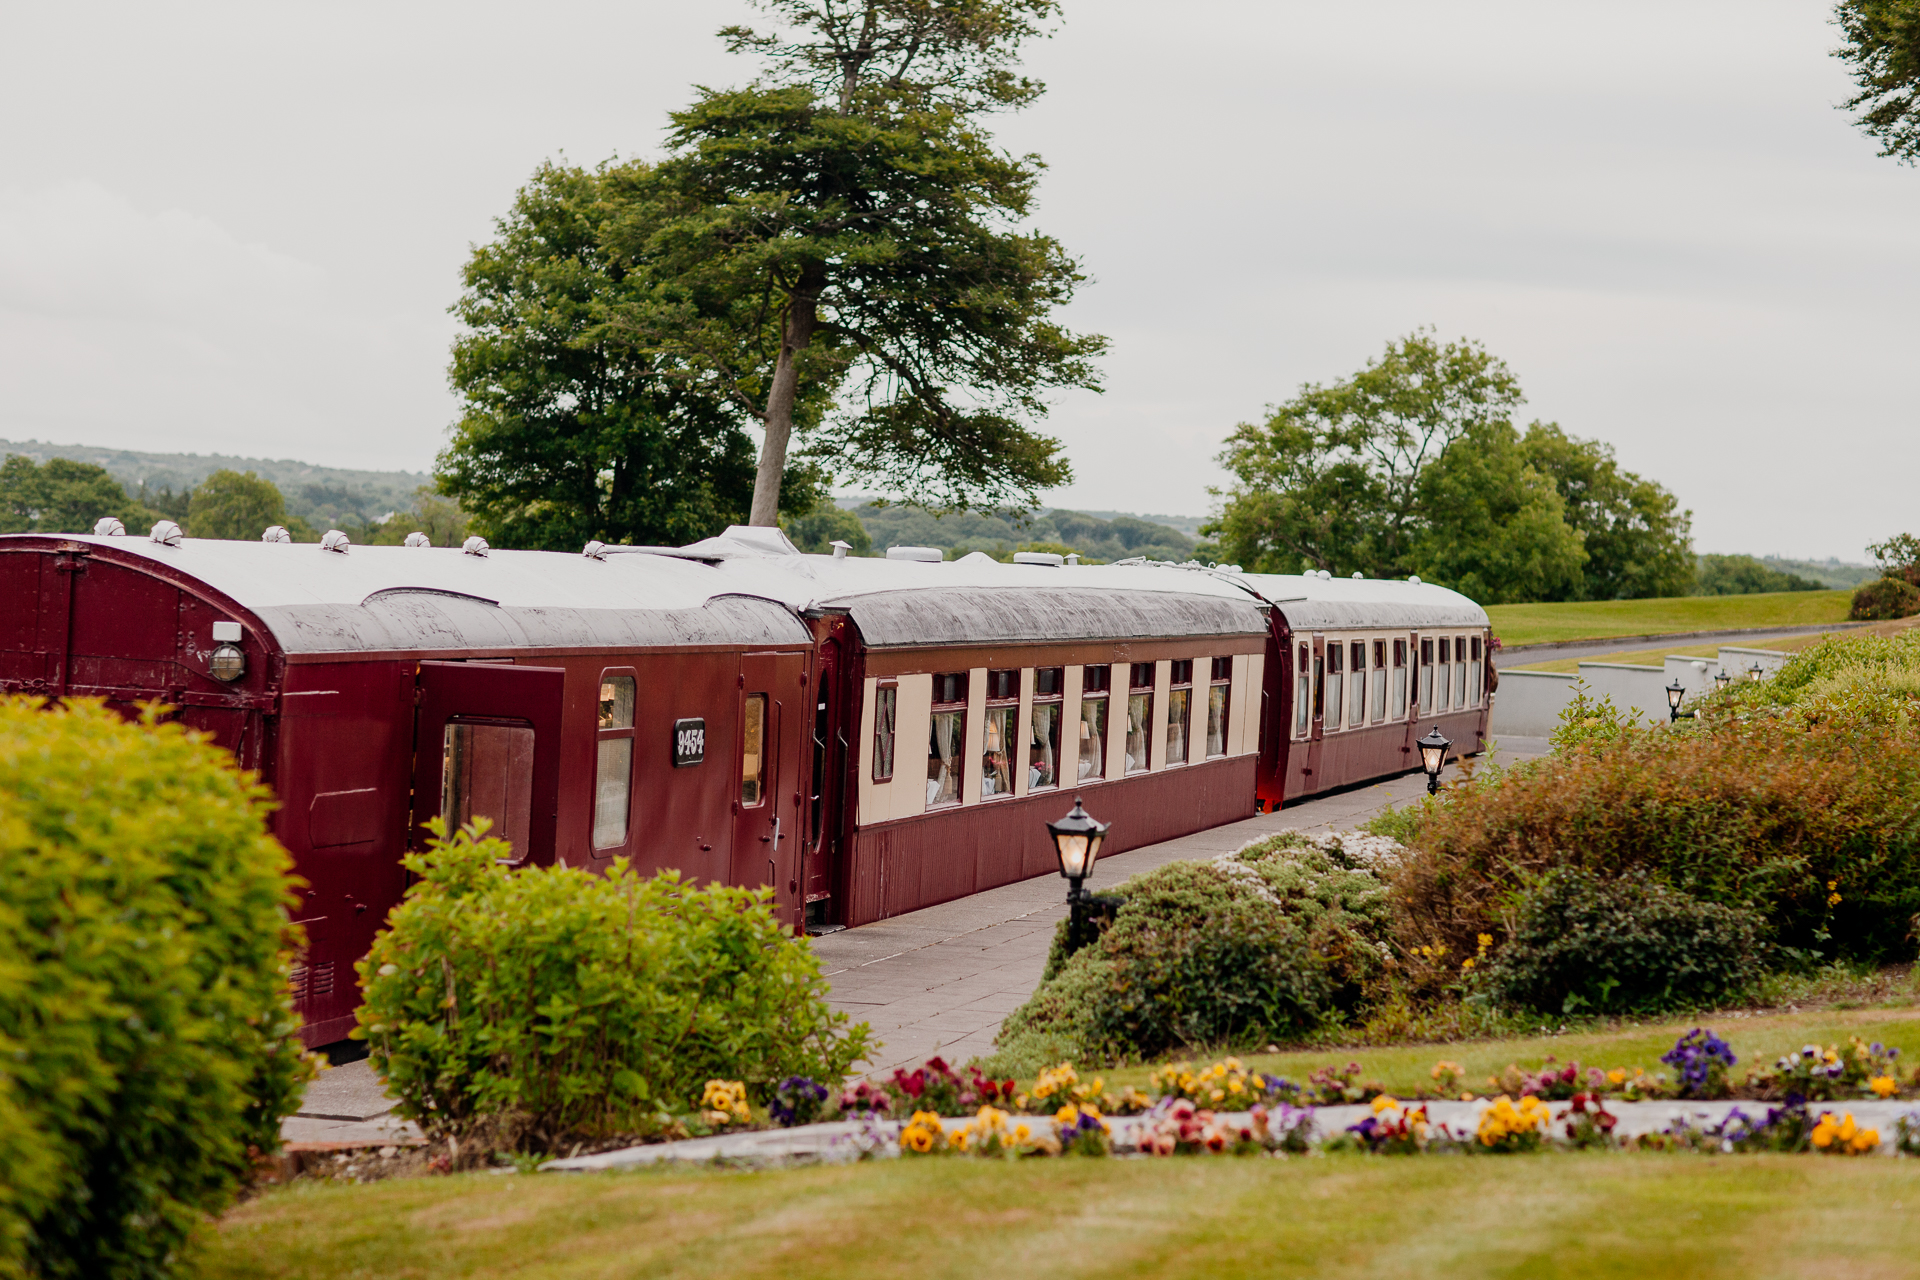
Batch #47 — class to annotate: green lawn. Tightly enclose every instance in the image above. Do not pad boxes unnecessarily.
[1088,1005,1920,1098]
[1506,616,1920,674]
[1486,591,1852,648]
[209,1155,1920,1279]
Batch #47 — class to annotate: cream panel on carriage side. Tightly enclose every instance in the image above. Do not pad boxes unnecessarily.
[1228,653,1251,756]
[1013,667,1036,799]
[1241,653,1265,755]
[857,676,884,824]
[1151,659,1171,771]
[890,672,933,822]
[1059,663,1084,786]
[962,667,987,805]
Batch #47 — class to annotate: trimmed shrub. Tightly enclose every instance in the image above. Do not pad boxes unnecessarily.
[355,822,870,1150]
[1850,576,1920,620]
[1393,722,1920,981]
[1481,868,1768,1015]
[0,697,309,1280]
[996,833,1395,1067]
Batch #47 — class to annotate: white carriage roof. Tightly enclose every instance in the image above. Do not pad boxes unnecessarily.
[17,528,1485,655]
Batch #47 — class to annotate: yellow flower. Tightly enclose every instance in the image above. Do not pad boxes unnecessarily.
[1210,1089,1225,1102]
[905,1127,935,1153]
[1828,892,1843,907]
[1476,933,1493,952]
[1372,1095,1400,1114]
[1460,958,1475,971]
[1055,1104,1080,1126]
[1228,1079,1244,1095]
[1607,1069,1626,1085]
[1870,1075,1898,1098]
[1827,880,1838,891]
[1853,1128,1880,1153]
[1012,1123,1032,1143]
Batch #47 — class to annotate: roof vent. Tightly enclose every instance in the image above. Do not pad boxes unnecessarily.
[886,545,943,562]
[150,520,183,546]
[1012,551,1064,567]
[1065,553,1080,565]
[829,539,851,560]
[262,525,291,543]
[462,536,490,557]
[582,540,607,560]
[320,529,350,554]
[1408,574,1422,585]
[93,516,126,537]
[403,532,431,548]
[1318,569,1332,581]
[1352,571,1364,579]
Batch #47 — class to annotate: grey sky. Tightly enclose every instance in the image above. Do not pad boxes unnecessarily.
[1,2,1912,559]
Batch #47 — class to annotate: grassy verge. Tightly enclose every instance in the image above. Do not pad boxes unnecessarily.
[1509,617,1920,674]
[1085,1001,1920,1098]
[209,1153,1920,1279]
[1486,591,1852,648]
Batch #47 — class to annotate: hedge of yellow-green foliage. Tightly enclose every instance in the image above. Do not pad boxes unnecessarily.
[0,698,310,1280]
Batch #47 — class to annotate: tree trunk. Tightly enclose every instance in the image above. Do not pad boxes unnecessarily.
[748,288,820,527]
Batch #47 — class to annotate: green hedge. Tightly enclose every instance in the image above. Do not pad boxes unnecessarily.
[355,822,870,1152]
[994,833,1394,1070]
[0,697,308,1280]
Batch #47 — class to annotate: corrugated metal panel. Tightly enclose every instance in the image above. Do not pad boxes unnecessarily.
[1228,572,1490,630]
[252,593,808,654]
[833,585,1270,649]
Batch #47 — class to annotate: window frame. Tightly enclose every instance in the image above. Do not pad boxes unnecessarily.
[740,691,769,808]
[1205,656,1231,759]
[1029,666,1065,791]
[1166,658,1193,765]
[981,668,1019,800]
[872,680,898,783]
[1126,662,1155,774]
[592,669,637,852]
[1077,664,1110,781]
[927,671,968,809]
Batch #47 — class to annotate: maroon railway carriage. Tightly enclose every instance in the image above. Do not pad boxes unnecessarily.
[0,527,1490,1049]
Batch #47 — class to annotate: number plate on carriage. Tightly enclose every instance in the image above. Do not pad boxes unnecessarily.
[672,718,706,767]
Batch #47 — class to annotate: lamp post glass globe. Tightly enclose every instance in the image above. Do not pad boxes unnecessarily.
[1665,678,1686,719]
[1047,798,1108,894]
[1417,727,1451,794]
[1748,663,1764,683]
[1713,668,1731,692]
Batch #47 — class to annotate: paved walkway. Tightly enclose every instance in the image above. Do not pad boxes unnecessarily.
[814,739,1548,1076]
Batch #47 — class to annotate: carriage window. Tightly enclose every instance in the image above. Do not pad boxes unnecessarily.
[1393,638,1408,717]
[593,675,636,850]
[872,683,897,782]
[1418,637,1434,714]
[1435,637,1450,711]
[741,694,767,806]
[1372,639,1388,722]
[1126,662,1154,774]
[1205,657,1230,758]
[928,672,966,807]
[443,720,534,856]
[1078,665,1109,780]
[1030,668,1063,790]
[1295,642,1311,737]
[1166,660,1192,765]
[982,670,1018,798]
[1349,641,1368,726]
[1324,640,1344,732]
[1471,635,1485,704]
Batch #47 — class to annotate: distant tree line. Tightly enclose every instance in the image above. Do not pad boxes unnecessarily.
[0,454,467,546]
[785,504,1198,563]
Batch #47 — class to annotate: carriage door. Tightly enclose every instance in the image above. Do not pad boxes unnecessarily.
[413,661,565,866]
[734,651,807,928]
[1304,633,1327,790]
[803,631,845,920]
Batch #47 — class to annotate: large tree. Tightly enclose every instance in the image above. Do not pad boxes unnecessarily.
[0,456,151,535]
[439,163,819,551]
[187,470,287,541]
[605,0,1105,524]
[1207,332,1693,604]
[1835,0,1920,162]
[1519,423,1694,600]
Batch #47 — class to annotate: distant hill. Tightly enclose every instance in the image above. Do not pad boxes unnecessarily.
[0,439,429,528]
[849,503,1198,563]
[1754,556,1879,590]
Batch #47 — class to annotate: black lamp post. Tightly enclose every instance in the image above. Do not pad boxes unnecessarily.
[1748,662,1764,683]
[1666,678,1687,722]
[1417,727,1451,795]
[1047,797,1108,902]
[1049,799,1115,958]
[1713,667,1732,693]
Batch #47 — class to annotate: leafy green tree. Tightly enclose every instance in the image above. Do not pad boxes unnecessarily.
[1695,554,1825,595]
[0,455,151,534]
[1412,422,1587,604]
[1835,0,1920,163]
[604,0,1104,524]
[186,469,287,541]
[1519,423,1694,599]
[1868,531,1920,586]
[1208,331,1529,580]
[439,162,822,551]
[366,486,471,547]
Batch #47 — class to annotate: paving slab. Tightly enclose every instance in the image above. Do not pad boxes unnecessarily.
[815,742,1548,1077]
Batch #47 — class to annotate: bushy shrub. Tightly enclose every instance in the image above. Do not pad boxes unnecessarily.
[0,697,309,1280]
[1480,869,1767,1015]
[996,833,1395,1067]
[355,822,870,1151]
[1850,576,1920,620]
[1393,722,1920,979]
